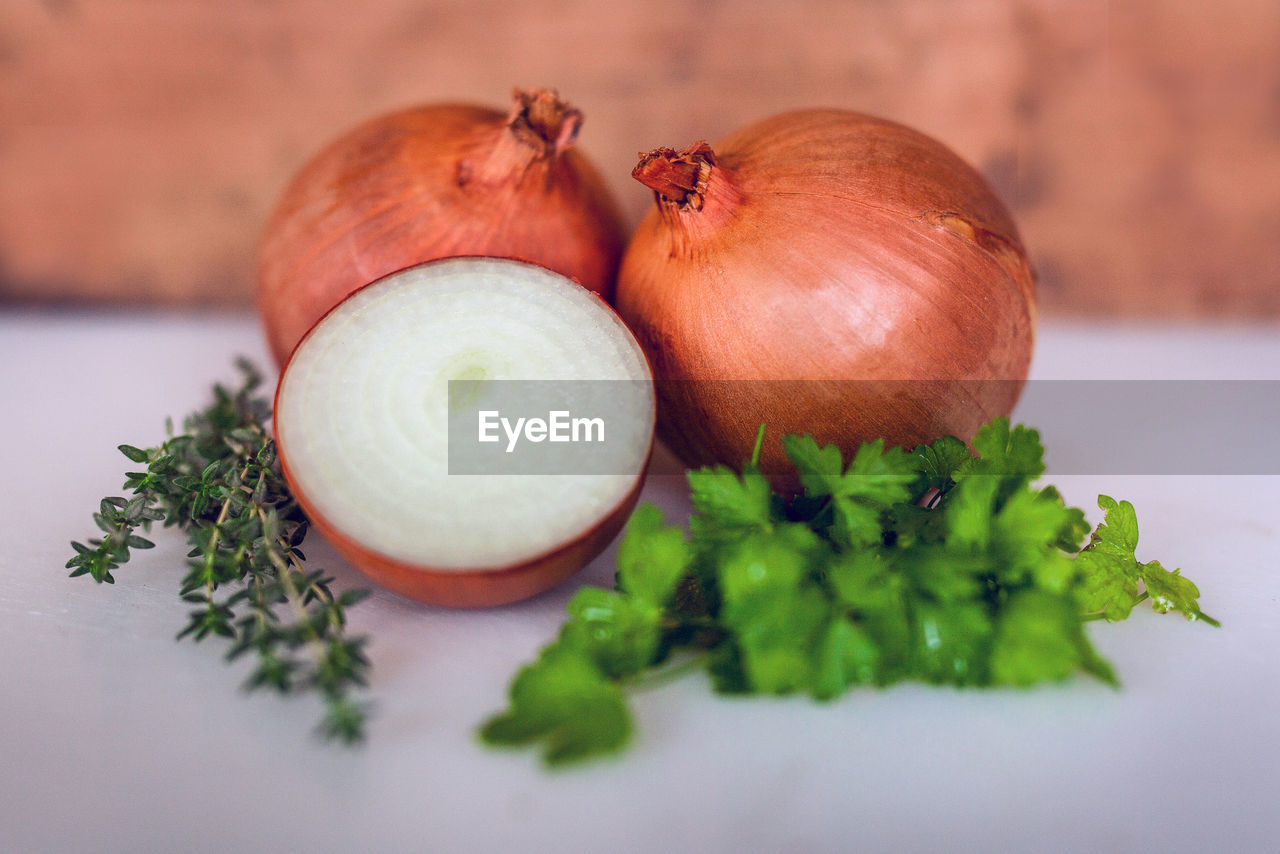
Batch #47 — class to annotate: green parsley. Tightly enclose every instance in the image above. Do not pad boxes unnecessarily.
[480,418,1217,766]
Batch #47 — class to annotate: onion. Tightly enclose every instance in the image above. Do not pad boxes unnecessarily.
[274,257,655,607]
[615,110,1036,481]
[257,88,626,365]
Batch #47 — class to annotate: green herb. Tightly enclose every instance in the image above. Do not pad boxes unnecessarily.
[66,359,373,743]
[480,418,1217,766]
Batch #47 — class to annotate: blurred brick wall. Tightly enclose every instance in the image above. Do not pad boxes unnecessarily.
[2,0,1277,316]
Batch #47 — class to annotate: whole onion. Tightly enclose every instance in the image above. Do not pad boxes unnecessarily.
[257,88,626,364]
[615,110,1036,481]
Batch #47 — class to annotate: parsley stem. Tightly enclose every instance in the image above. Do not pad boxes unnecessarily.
[809,497,836,530]
[625,652,707,692]
[660,615,719,630]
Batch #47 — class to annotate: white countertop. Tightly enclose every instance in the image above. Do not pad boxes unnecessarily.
[2,311,1278,853]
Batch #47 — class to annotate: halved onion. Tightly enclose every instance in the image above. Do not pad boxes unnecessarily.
[274,258,655,607]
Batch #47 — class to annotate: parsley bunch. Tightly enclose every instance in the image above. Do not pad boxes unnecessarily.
[67,360,372,743]
[480,419,1217,765]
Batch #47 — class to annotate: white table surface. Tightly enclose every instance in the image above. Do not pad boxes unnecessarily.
[2,310,1277,853]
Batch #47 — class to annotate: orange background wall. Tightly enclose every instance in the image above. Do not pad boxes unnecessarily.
[3,0,1277,317]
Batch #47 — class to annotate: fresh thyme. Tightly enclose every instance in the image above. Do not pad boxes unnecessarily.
[66,359,372,744]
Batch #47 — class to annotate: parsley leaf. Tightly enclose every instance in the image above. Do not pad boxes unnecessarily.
[1038,486,1091,552]
[616,504,690,609]
[1140,560,1220,626]
[911,598,995,685]
[1076,495,1145,620]
[783,434,917,506]
[561,587,664,679]
[912,434,972,494]
[990,487,1080,592]
[990,590,1116,686]
[687,465,775,543]
[783,434,917,548]
[715,525,830,693]
[968,417,1045,480]
[1076,495,1218,625]
[946,474,1001,550]
[479,643,630,766]
[780,433,844,495]
[1088,494,1141,555]
[812,617,883,699]
[826,549,914,683]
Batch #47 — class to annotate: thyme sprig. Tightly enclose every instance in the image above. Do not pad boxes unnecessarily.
[66,358,373,744]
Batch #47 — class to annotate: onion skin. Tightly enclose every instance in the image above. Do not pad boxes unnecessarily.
[257,88,626,365]
[277,439,649,608]
[616,110,1036,484]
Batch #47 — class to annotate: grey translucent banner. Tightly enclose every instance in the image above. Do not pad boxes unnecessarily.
[1017,380,1279,475]
[447,380,1280,475]
[447,380,654,475]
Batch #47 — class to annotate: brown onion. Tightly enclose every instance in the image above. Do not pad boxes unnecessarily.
[257,88,626,365]
[615,110,1036,482]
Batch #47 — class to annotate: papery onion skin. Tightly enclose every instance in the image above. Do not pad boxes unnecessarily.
[616,110,1037,483]
[257,88,626,365]
[276,435,648,608]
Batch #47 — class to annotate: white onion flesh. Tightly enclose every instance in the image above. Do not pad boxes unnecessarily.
[276,258,654,571]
